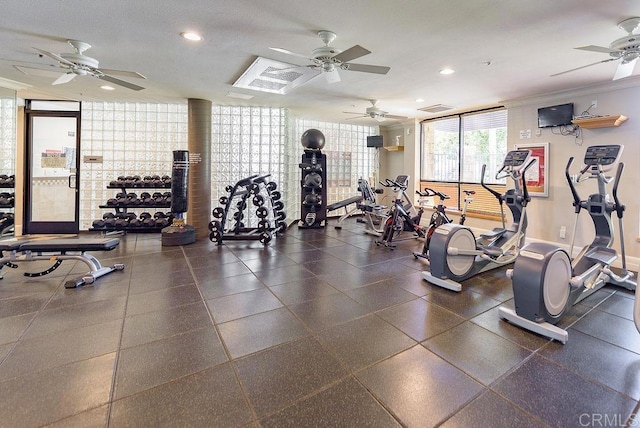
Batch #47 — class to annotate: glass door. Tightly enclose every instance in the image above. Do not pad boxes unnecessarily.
[24,101,80,234]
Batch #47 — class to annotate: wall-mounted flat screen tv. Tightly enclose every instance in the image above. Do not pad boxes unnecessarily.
[538,103,574,128]
[367,135,383,147]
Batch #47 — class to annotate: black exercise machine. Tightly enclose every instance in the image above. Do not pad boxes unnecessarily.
[0,237,124,288]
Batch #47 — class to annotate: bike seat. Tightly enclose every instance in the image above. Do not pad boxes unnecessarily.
[463,190,476,195]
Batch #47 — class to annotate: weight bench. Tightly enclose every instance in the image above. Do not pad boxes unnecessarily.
[0,237,124,288]
[327,195,364,229]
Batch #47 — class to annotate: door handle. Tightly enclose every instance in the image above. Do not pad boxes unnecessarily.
[68,174,77,189]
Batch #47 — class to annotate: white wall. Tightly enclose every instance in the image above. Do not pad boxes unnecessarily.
[382,78,640,270]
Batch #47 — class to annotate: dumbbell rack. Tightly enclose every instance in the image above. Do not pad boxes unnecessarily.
[0,174,15,237]
[90,175,172,233]
[209,174,286,245]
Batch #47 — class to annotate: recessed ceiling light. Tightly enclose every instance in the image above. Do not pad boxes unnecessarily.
[100,85,115,91]
[181,32,203,41]
[415,98,425,103]
[439,68,455,75]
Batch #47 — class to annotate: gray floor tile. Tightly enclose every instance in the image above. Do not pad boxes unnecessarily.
[114,326,227,399]
[127,268,195,295]
[440,390,547,428]
[0,312,36,345]
[572,309,640,353]
[217,307,308,358]
[317,314,415,371]
[357,345,484,427]
[422,321,531,385]
[0,353,115,427]
[269,276,339,305]
[199,272,265,299]
[126,283,202,316]
[377,298,465,341]
[46,404,109,428]
[120,301,213,348]
[0,293,52,319]
[260,377,400,427]
[252,264,315,287]
[288,293,370,331]
[111,363,252,427]
[207,287,283,323]
[425,287,501,319]
[23,296,126,340]
[344,279,418,311]
[0,318,121,382]
[235,337,346,417]
[493,354,637,427]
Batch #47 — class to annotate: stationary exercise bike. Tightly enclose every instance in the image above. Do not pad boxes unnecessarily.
[499,144,636,343]
[414,188,475,260]
[375,175,426,248]
[423,149,535,291]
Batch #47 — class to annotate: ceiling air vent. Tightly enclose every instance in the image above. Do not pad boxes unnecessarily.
[233,57,320,95]
[419,104,456,114]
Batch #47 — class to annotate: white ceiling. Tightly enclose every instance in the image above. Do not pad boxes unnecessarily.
[1,1,639,125]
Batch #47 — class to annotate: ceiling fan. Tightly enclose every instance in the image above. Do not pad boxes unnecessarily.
[343,100,408,122]
[16,39,146,90]
[552,17,640,80]
[269,31,390,84]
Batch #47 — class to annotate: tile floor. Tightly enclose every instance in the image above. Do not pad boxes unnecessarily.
[0,219,639,427]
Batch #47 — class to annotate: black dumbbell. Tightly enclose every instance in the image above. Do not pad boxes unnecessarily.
[162,192,172,204]
[127,192,139,205]
[92,219,106,228]
[115,192,128,205]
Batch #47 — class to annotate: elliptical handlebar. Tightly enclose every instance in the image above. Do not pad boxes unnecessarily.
[612,162,626,219]
[481,164,504,204]
[519,158,537,206]
[565,157,582,214]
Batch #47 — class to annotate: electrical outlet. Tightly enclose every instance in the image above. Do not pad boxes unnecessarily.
[591,100,597,109]
[560,226,566,239]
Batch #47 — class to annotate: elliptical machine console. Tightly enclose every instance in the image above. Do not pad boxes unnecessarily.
[422,149,535,291]
[499,144,636,343]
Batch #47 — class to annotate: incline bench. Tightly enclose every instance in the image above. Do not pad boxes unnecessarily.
[0,237,124,288]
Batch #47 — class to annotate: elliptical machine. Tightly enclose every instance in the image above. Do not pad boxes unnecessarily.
[423,149,535,291]
[499,144,636,343]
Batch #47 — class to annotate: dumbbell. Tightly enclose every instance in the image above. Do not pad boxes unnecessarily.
[0,175,8,185]
[126,192,140,205]
[162,175,172,185]
[154,211,170,228]
[152,192,164,204]
[0,193,14,205]
[139,192,153,206]
[92,218,106,228]
[162,191,172,204]
[103,212,116,228]
[115,192,128,205]
[212,207,224,219]
[140,212,155,227]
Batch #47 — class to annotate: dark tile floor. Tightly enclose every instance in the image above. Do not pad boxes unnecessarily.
[0,220,639,427]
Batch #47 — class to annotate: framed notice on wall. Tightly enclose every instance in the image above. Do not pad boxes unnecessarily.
[515,142,548,197]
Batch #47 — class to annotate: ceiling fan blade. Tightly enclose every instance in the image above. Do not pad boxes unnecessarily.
[344,114,367,120]
[613,58,637,80]
[269,47,314,61]
[384,114,408,120]
[52,72,76,85]
[550,58,617,77]
[14,65,61,77]
[344,63,390,75]
[33,47,75,66]
[342,111,366,115]
[98,68,146,79]
[325,69,341,84]
[575,45,621,54]
[333,45,370,63]
[99,74,145,91]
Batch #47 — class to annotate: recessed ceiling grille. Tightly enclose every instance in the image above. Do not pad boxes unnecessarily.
[233,57,320,94]
[419,104,456,113]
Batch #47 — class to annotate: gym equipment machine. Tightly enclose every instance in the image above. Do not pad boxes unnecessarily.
[209,174,286,245]
[375,175,426,249]
[499,144,636,343]
[298,129,327,228]
[423,149,535,291]
[414,188,474,260]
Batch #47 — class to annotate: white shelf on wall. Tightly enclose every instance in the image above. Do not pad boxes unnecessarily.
[383,145,404,152]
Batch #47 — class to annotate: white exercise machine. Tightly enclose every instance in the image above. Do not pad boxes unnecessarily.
[422,149,535,291]
[499,144,636,343]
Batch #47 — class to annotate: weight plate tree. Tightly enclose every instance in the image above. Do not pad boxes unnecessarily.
[298,129,327,228]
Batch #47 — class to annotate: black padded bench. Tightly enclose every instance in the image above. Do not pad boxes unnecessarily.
[327,195,364,229]
[0,237,124,288]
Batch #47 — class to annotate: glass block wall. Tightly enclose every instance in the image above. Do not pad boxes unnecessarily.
[0,94,16,174]
[80,102,188,229]
[79,102,378,230]
[210,106,292,226]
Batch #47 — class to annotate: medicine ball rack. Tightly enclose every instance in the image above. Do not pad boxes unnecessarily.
[209,174,286,245]
[90,174,173,233]
[0,174,15,237]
